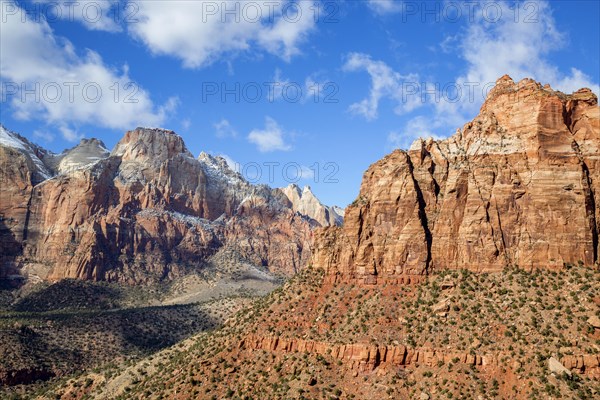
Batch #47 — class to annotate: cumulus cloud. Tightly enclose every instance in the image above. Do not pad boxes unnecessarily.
[343,52,420,120]
[128,0,316,69]
[451,0,598,117]
[33,129,55,143]
[214,119,238,138]
[0,0,176,141]
[366,0,403,15]
[248,117,292,152]
[31,0,122,32]
[390,1,599,148]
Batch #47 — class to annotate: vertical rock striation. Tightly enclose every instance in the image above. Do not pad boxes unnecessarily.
[313,77,600,284]
[0,127,320,284]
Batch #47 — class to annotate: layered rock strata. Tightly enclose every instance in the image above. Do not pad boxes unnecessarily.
[313,77,599,284]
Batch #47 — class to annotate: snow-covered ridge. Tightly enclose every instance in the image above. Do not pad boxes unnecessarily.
[137,208,216,232]
[56,138,110,175]
[332,205,346,218]
[0,125,28,151]
[1,125,341,226]
[0,124,52,182]
[198,151,248,188]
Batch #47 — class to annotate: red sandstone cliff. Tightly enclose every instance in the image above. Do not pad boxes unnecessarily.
[0,127,324,284]
[313,76,599,283]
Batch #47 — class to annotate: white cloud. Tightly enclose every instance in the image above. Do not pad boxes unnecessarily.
[214,119,238,138]
[267,69,335,104]
[128,0,316,68]
[32,0,121,32]
[33,129,55,143]
[248,117,292,152]
[181,118,191,130]
[0,1,176,141]
[256,2,316,62]
[367,0,403,15]
[343,52,420,120]
[394,1,599,148]
[452,0,598,117]
[304,74,336,104]
[298,165,315,181]
[267,68,291,102]
[58,125,83,142]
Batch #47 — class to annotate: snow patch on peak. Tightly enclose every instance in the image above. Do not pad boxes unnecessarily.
[0,125,27,151]
[55,138,111,175]
[0,125,52,182]
[198,151,249,188]
[198,151,229,170]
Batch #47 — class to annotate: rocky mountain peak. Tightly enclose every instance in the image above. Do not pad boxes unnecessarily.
[111,127,193,162]
[480,76,598,119]
[0,124,52,183]
[198,151,233,173]
[313,76,599,284]
[1,125,324,283]
[496,74,514,83]
[79,137,108,148]
[281,184,343,227]
[48,137,110,175]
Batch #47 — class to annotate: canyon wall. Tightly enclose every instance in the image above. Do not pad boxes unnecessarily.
[313,76,599,284]
[0,127,325,284]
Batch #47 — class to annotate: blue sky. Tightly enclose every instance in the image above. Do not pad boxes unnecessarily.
[1,0,599,207]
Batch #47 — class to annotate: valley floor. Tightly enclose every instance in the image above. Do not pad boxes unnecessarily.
[0,252,282,399]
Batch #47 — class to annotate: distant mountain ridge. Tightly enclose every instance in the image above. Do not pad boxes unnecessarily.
[0,126,341,285]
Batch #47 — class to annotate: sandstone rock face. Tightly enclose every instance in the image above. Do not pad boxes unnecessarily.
[1,127,323,284]
[0,127,52,279]
[281,184,343,226]
[313,77,599,283]
[240,334,600,377]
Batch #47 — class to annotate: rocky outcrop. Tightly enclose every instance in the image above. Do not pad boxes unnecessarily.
[42,138,110,175]
[0,127,328,284]
[0,127,52,279]
[313,77,600,284]
[281,184,343,226]
[239,334,600,377]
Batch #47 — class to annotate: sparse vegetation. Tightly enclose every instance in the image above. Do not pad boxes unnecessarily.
[25,265,599,400]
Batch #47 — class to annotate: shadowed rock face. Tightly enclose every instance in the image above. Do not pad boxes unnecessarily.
[313,77,600,284]
[0,127,320,284]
